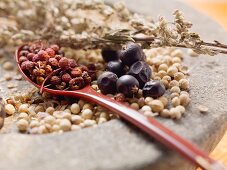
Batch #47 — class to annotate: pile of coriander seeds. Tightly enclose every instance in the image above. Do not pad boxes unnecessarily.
[4,47,190,134]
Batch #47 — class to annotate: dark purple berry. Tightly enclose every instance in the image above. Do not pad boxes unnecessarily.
[142,80,166,98]
[120,42,145,66]
[106,60,125,77]
[116,75,139,97]
[101,49,120,62]
[68,59,77,68]
[97,71,118,94]
[50,76,61,85]
[128,61,152,88]
[57,50,65,56]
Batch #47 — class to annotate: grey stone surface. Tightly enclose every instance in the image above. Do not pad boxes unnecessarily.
[0,0,227,170]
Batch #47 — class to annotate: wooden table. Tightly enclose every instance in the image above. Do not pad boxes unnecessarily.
[183,0,227,167]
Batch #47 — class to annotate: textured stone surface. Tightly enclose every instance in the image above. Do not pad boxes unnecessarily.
[0,0,227,170]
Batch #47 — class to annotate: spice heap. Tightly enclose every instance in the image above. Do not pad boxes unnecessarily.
[18,43,95,90]
[4,44,190,134]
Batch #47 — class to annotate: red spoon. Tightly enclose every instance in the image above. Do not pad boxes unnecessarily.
[16,45,226,170]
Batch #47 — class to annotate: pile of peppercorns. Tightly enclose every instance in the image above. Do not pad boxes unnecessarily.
[98,42,165,98]
[18,43,95,90]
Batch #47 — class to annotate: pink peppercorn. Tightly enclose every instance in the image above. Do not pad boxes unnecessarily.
[19,56,28,64]
[68,59,78,68]
[32,54,40,62]
[38,50,49,61]
[59,57,69,68]
[50,44,60,52]
[55,55,62,61]
[61,73,72,82]
[27,53,35,61]
[45,48,55,57]
[50,76,61,85]
[48,58,58,67]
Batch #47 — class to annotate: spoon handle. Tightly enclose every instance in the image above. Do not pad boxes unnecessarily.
[62,86,226,170]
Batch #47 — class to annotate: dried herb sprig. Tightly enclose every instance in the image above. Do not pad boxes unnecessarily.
[0,0,227,55]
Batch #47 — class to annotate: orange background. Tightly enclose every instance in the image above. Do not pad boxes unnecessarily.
[184,0,227,167]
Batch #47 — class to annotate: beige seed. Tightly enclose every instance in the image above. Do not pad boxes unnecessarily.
[59,119,71,131]
[179,79,189,90]
[174,72,185,81]
[169,80,179,88]
[171,49,183,59]
[70,103,80,114]
[141,105,151,112]
[172,97,180,107]
[158,64,168,72]
[38,125,48,134]
[81,109,93,119]
[45,123,52,132]
[46,107,55,115]
[4,74,12,81]
[180,91,189,96]
[84,119,96,127]
[167,66,178,77]
[18,104,29,113]
[157,70,167,78]
[172,63,182,70]
[145,97,153,104]
[138,98,145,107]
[197,105,209,113]
[170,92,180,99]
[130,103,140,110]
[83,103,93,110]
[5,104,15,115]
[158,96,168,107]
[144,111,158,117]
[170,86,181,94]
[29,120,39,128]
[18,112,29,120]
[44,116,56,125]
[154,76,161,80]
[52,124,60,132]
[160,109,171,118]
[29,127,39,134]
[79,122,85,128]
[78,100,85,108]
[16,119,29,132]
[62,112,71,120]
[71,115,83,125]
[91,84,98,90]
[71,125,81,131]
[160,79,169,88]
[150,100,164,112]
[99,112,109,119]
[172,57,181,63]
[163,55,172,65]
[162,75,171,82]
[64,109,71,113]
[98,117,107,124]
[35,105,45,113]
[3,61,14,70]
[170,108,182,119]
[176,105,186,114]
[179,94,190,106]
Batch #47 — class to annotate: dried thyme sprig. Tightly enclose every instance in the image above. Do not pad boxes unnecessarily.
[0,0,227,55]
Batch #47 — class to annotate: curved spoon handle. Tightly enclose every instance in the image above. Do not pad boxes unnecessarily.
[62,86,226,170]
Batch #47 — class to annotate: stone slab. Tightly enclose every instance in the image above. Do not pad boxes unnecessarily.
[0,0,227,170]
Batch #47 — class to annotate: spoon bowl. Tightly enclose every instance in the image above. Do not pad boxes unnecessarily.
[15,45,226,170]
